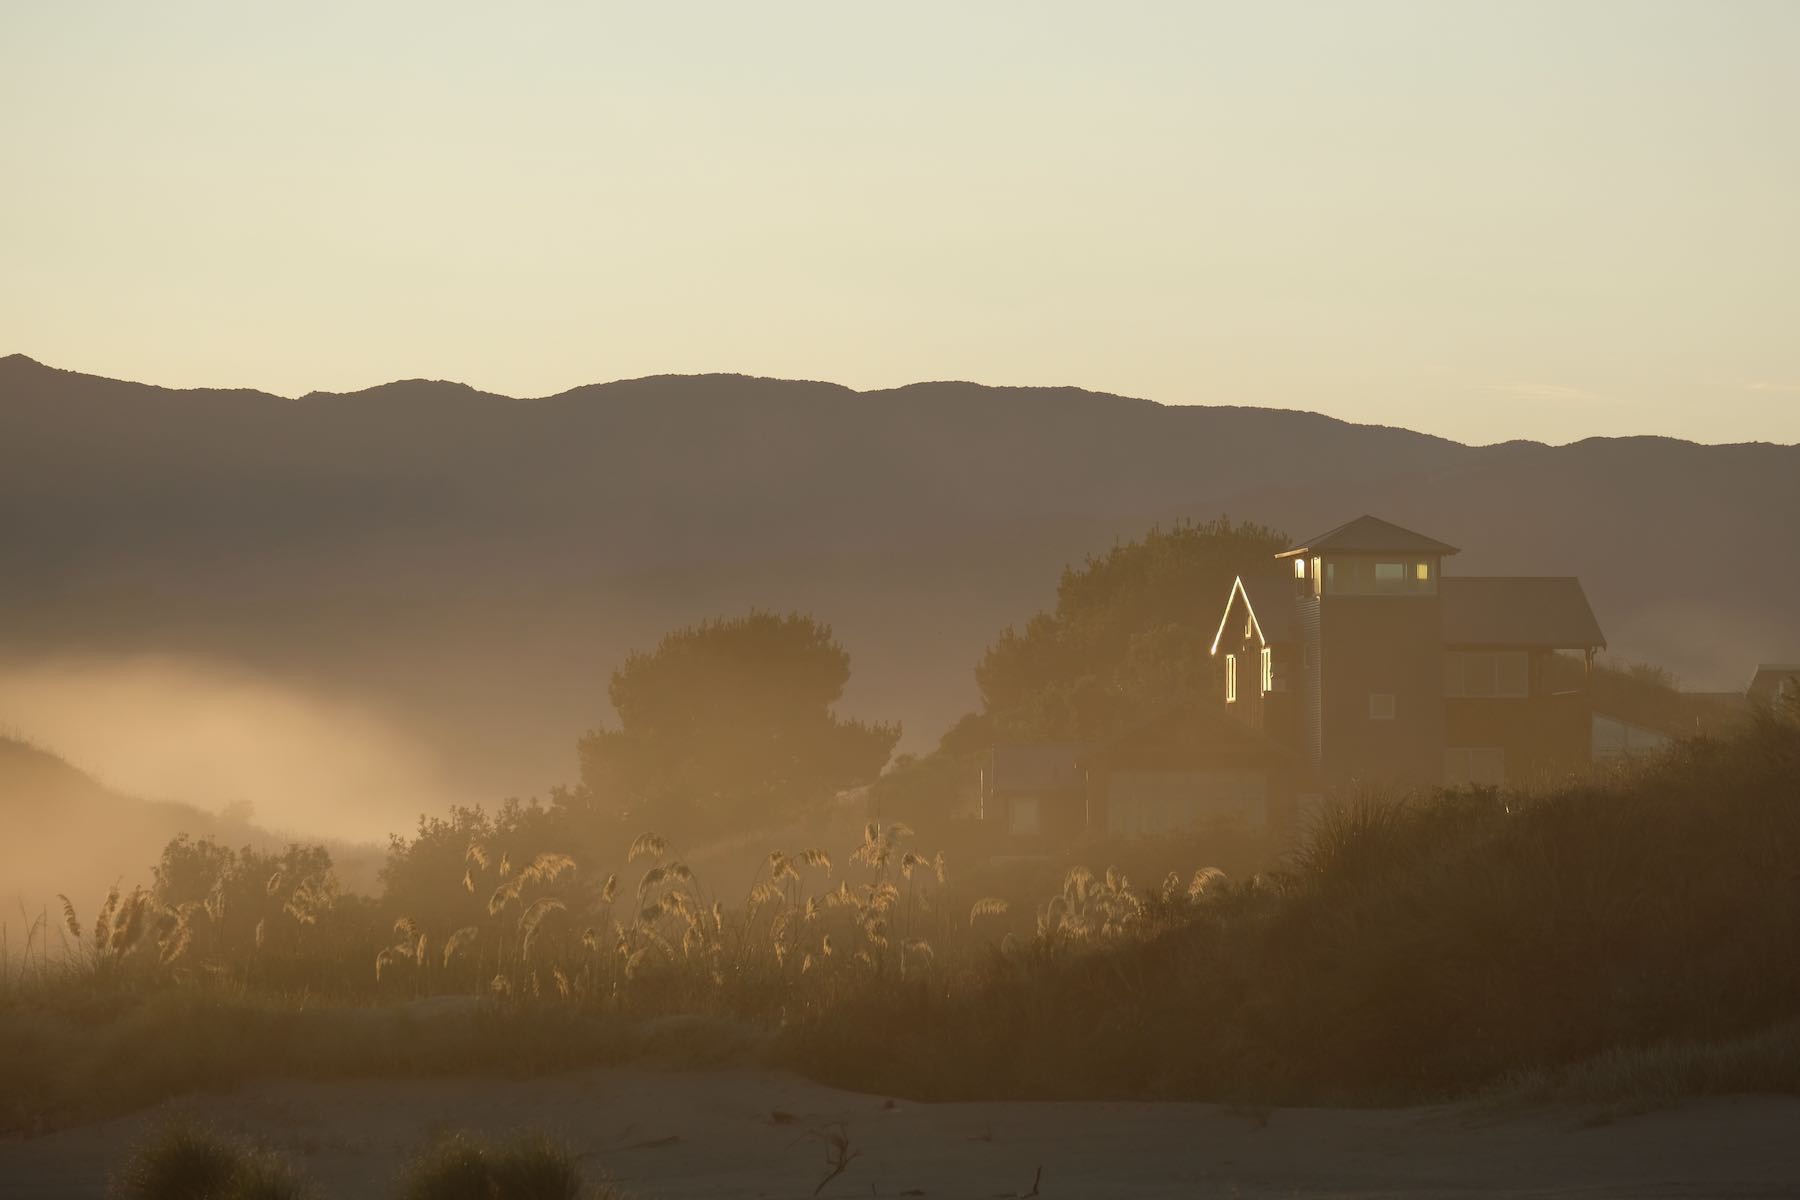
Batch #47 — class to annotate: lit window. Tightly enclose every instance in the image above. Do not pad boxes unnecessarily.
[1294,558,1306,580]
[1369,693,1396,720]
[1245,615,1253,640]
[1260,647,1273,693]
[1226,655,1237,703]
[1414,562,1431,582]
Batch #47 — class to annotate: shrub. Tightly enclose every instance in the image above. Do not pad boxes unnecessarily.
[112,1118,313,1200]
[398,1131,607,1200]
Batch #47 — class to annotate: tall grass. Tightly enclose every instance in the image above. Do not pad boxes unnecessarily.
[7,708,1798,1130]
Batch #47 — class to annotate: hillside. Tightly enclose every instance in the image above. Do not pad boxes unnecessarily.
[0,735,379,916]
[2,353,1796,828]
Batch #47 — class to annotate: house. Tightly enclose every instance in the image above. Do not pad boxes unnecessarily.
[980,512,1771,849]
[1081,705,1295,838]
[979,743,1090,845]
[1748,664,1800,707]
[1213,515,1607,789]
[979,714,1294,849]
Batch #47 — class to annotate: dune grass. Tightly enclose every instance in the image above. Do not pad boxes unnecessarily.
[7,709,1798,1132]
[113,1118,316,1200]
[398,1131,611,1200]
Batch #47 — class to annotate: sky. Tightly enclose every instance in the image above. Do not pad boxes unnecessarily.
[3,1,1797,446]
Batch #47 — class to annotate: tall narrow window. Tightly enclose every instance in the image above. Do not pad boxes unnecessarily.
[1261,647,1273,693]
[1226,655,1238,703]
[1294,558,1306,580]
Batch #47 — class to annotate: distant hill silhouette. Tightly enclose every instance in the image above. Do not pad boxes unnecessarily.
[3,353,1796,818]
[0,732,381,910]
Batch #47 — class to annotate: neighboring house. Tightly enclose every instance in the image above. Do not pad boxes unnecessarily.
[1213,515,1607,789]
[980,713,1293,850]
[1082,705,1294,838]
[1585,667,1748,762]
[979,743,1089,844]
[1748,664,1800,708]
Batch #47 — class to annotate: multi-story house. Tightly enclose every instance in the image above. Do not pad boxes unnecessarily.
[1212,514,1607,789]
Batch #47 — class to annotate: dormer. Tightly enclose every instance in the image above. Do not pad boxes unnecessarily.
[1276,515,1459,599]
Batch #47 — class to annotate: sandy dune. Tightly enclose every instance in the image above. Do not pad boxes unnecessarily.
[4,1068,1799,1198]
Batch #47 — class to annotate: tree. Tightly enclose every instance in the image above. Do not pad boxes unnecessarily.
[974,517,1287,741]
[577,612,899,838]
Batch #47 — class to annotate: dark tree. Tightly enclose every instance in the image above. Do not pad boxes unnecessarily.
[975,516,1287,740]
[577,612,899,838]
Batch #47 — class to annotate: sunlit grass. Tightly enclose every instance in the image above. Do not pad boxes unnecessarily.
[6,709,1798,1132]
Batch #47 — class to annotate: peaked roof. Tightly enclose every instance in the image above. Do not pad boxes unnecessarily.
[1276,515,1460,559]
[1748,665,1800,702]
[1210,571,1298,654]
[1441,577,1606,649]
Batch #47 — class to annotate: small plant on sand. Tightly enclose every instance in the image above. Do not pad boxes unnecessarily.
[398,1130,612,1200]
[112,1118,314,1200]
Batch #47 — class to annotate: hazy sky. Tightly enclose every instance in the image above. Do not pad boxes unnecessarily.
[4,1,1797,445]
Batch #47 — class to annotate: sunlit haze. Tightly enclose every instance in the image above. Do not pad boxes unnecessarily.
[4,1,1797,444]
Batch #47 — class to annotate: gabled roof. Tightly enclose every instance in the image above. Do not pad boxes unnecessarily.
[987,743,1089,794]
[1441,577,1606,649]
[1748,665,1800,702]
[1209,572,1296,655]
[1240,572,1298,643]
[1275,515,1460,559]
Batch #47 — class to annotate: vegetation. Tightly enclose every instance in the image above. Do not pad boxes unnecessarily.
[975,517,1287,742]
[7,705,1799,1135]
[576,612,899,840]
[113,1119,315,1200]
[398,1131,607,1200]
[873,518,1287,830]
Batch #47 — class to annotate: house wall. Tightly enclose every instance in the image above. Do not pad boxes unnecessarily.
[1104,768,1269,837]
[1443,648,1591,782]
[1298,596,1323,769]
[1318,594,1446,785]
[993,789,1088,845]
[1444,694,1590,781]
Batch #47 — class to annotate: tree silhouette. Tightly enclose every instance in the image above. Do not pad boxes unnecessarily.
[577,612,898,838]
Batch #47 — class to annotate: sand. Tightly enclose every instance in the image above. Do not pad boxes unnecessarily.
[4,1067,1799,1198]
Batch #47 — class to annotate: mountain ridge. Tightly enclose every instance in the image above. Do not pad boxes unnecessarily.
[2,355,1795,822]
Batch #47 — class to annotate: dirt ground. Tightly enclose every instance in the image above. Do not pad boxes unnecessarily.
[3,1067,1799,1198]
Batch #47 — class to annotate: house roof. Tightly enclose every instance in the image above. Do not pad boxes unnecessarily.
[1240,571,1298,643]
[1276,514,1460,559]
[1748,665,1800,702]
[986,743,1089,794]
[1209,571,1297,654]
[1441,577,1606,649]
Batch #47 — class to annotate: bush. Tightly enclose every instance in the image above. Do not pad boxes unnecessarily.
[398,1131,608,1200]
[112,1118,313,1200]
